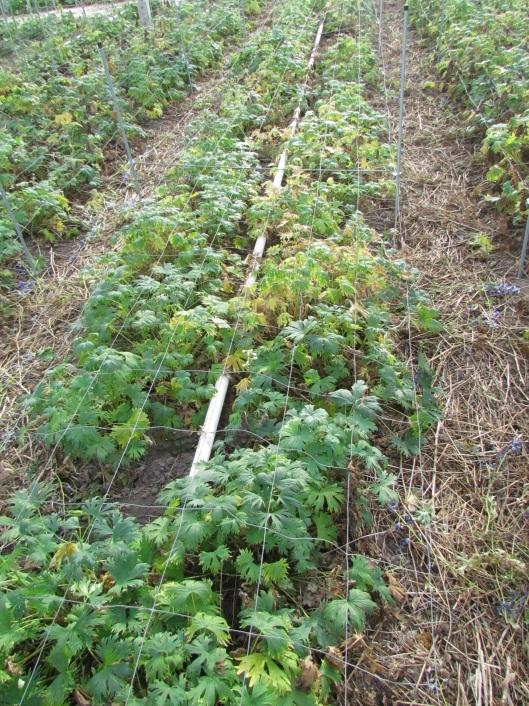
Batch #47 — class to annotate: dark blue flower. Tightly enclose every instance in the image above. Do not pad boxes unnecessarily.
[496,590,528,620]
[509,438,523,455]
[483,307,502,328]
[386,500,399,514]
[485,282,520,298]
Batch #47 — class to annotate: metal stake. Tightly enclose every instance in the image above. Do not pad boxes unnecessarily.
[97,44,142,199]
[395,2,408,235]
[0,0,10,26]
[0,182,36,268]
[436,0,446,63]
[517,212,529,279]
[137,0,153,29]
[378,0,383,56]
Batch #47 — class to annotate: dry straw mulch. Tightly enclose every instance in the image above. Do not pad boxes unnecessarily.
[347,2,529,705]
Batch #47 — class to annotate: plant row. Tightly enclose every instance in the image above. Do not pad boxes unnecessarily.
[4,0,113,15]
[410,0,529,223]
[28,0,330,466]
[0,0,260,280]
[3,0,440,703]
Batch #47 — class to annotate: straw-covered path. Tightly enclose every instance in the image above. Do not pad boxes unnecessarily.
[346,2,529,704]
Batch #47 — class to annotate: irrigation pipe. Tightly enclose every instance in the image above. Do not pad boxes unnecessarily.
[189,15,326,476]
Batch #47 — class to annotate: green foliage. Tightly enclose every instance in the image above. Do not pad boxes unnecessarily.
[0,433,390,703]
[410,0,529,223]
[3,2,445,704]
[0,0,252,273]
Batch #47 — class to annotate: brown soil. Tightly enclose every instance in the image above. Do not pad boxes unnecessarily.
[111,445,195,522]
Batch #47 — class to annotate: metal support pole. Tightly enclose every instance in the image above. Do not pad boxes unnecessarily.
[436,0,445,63]
[74,0,88,20]
[137,0,152,29]
[395,2,408,235]
[29,0,48,38]
[378,0,383,56]
[0,0,9,26]
[0,182,36,268]
[1,0,20,44]
[31,0,43,18]
[97,45,142,199]
[517,212,529,278]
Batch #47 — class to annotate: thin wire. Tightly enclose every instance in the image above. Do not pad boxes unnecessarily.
[0,29,205,279]
[237,4,356,701]
[43,498,391,555]
[2,0,284,351]
[11,0,128,22]
[122,14,329,705]
[2,0,250,223]
[389,0,442,694]
[3,0,268,266]
[371,0,392,145]
[13,595,424,690]
[394,1,408,238]
[5,0,293,507]
[344,1,367,700]
[20,424,418,481]
[16,6,319,702]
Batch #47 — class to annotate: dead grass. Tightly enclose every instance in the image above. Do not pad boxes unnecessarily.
[347,2,529,705]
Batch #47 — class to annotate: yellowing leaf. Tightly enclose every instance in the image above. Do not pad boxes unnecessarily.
[147,104,164,119]
[54,112,73,126]
[223,351,246,373]
[237,650,298,695]
[50,542,77,569]
[235,377,251,392]
[51,218,66,234]
[110,409,150,448]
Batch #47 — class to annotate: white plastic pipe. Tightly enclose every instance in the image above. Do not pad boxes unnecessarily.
[189,374,231,475]
[190,17,326,473]
[244,18,323,286]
